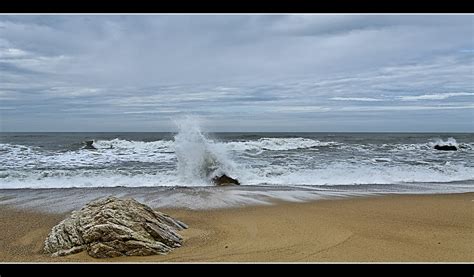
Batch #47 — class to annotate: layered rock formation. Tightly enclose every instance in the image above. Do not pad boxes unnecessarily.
[44,196,187,258]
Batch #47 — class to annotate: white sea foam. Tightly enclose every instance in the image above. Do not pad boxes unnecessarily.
[0,142,175,170]
[348,140,473,153]
[371,158,392,163]
[94,138,173,152]
[242,163,474,186]
[0,170,181,189]
[220,138,338,152]
[429,137,459,148]
[1,161,473,189]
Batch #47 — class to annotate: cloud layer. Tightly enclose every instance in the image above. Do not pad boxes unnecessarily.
[0,15,473,132]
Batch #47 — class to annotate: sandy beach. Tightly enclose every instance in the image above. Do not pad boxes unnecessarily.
[0,193,472,262]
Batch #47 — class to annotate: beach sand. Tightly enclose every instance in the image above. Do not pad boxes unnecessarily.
[0,193,472,262]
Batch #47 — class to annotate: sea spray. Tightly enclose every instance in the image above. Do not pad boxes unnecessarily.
[173,116,238,185]
[429,137,459,148]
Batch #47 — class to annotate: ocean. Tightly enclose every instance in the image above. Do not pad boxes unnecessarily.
[1,124,473,211]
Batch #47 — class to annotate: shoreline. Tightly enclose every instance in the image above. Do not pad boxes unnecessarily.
[0,192,472,262]
[1,183,472,212]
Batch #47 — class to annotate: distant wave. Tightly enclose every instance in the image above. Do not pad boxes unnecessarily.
[93,137,340,153]
[94,138,174,152]
[1,132,473,189]
[0,138,472,172]
[220,138,339,153]
[0,142,175,170]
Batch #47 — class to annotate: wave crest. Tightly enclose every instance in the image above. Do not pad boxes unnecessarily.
[429,137,459,148]
[94,138,173,152]
[222,138,339,153]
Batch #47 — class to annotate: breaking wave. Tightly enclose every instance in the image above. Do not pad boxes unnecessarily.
[0,131,473,189]
[93,138,174,152]
[241,163,474,186]
[1,161,473,189]
[429,137,459,148]
[220,138,339,153]
[173,117,238,185]
[0,142,175,170]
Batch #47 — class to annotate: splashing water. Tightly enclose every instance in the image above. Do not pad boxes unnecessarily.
[429,137,459,148]
[173,116,237,185]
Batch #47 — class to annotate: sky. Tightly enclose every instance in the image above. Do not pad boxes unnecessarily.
[0,14,473,132]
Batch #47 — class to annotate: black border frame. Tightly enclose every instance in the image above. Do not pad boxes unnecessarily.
[0,0,472,274]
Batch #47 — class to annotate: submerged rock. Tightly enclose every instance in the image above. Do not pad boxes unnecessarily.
[44,196,187,258]
[434,145,457,151]
[83,140,97,150]
[212,174,240,186]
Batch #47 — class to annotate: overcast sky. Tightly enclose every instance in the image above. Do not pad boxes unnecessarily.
[0,14,473,132]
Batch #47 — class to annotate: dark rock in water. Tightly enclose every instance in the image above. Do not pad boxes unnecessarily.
[83,140,97,150]
[212,174,240,186]
[434,145,457,151]
[43,196,187,258]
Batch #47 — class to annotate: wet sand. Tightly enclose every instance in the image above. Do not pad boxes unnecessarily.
[0,193,472,262]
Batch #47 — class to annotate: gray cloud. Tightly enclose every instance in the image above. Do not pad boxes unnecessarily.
[0,15,473,132]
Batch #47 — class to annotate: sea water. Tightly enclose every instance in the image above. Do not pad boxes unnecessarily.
[0,122,473,210]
